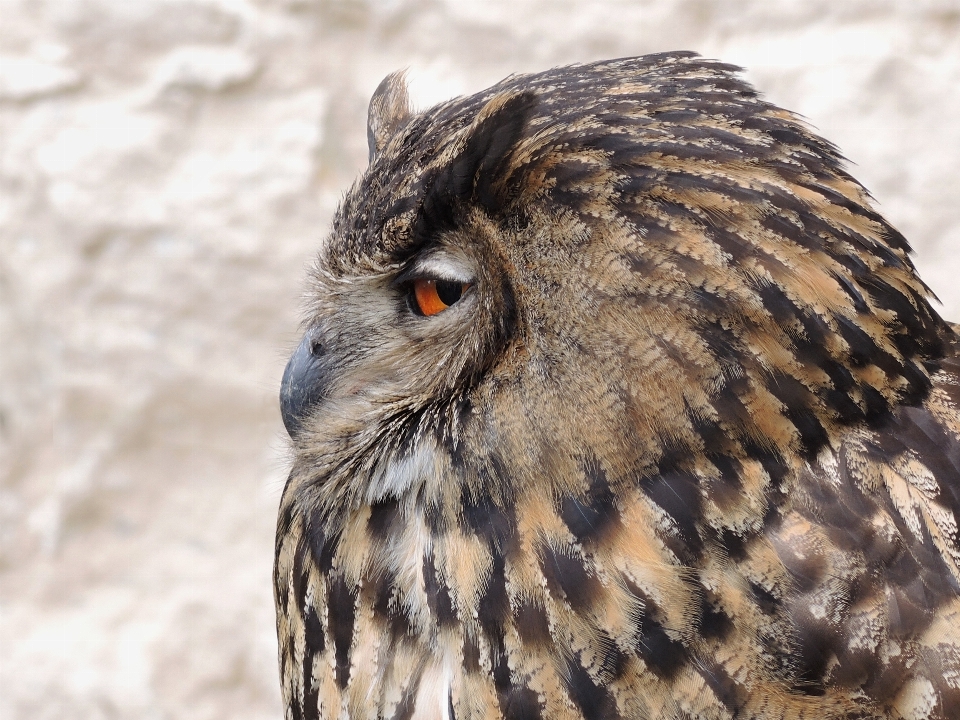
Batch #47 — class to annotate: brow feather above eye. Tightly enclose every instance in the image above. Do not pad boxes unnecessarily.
[396,251,476,286]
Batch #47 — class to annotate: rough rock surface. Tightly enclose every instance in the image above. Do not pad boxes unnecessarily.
[1,2,958,719]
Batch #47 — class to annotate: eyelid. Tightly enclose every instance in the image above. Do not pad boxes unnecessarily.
[394,252,475,288]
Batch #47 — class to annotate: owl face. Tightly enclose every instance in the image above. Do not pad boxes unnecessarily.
[281,240,482,434]
[280,212,516,506]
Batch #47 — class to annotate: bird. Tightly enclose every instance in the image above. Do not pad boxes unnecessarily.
[274,52,960,720]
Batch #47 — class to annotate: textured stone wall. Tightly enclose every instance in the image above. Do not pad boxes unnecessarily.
[1,2,958,718]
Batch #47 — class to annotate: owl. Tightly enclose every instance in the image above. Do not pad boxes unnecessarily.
[275,53,960,720]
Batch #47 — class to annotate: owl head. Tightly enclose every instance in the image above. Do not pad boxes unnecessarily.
[279,52,948,531]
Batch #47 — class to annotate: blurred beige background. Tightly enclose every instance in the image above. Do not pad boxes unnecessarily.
[1,1,959,718]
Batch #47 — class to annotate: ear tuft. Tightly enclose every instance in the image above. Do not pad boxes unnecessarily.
[367,71,412,163]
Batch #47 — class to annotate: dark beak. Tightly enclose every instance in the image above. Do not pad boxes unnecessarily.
[280,328,328,438]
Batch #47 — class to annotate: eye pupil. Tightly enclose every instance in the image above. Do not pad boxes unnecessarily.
[435,280,464,306]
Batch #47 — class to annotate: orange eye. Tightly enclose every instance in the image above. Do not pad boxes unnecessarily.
[412,278,470,316]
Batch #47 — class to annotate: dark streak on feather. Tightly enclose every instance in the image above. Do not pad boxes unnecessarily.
[328,574,356,690]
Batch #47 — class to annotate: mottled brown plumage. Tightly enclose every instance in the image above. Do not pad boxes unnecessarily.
[275,53,960,719]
